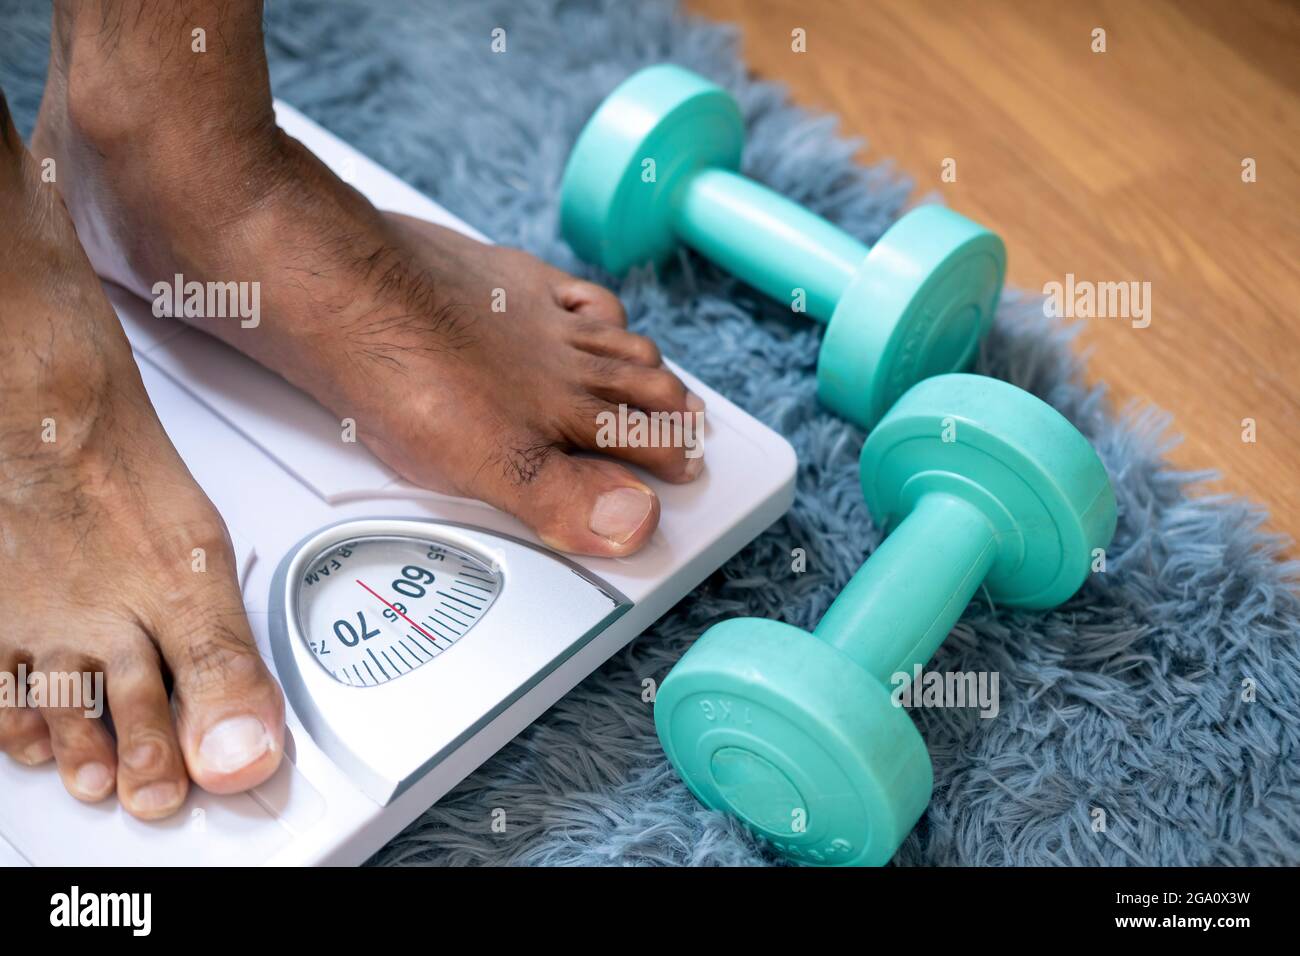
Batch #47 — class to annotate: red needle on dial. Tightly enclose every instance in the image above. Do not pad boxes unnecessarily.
[355,579,439,643]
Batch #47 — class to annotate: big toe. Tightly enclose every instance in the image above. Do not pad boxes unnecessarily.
[466,437,660,557]
[153,589,285,794]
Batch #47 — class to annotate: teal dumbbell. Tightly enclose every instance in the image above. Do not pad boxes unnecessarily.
[561,64,1007,429]
[654,374,1117,866]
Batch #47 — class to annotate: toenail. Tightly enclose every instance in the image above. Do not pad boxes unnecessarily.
[590,487,653,544]
[20,739,54,765]
[198,715,273,775]
[131,782,181,814]
[686,391,706,415]
[74,762,113,798]
[683,454,704,479]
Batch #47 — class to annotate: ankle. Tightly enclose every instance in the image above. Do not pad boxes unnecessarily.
[47,0,279,167]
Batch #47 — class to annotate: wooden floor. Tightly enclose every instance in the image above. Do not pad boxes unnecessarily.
[689,0,1300,547]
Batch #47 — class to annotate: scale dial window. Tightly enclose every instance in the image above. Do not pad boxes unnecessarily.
[295,535,501,687]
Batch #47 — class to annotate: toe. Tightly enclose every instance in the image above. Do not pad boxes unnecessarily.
[150,575,284,795]
[587,358,704,417]
[107,644,190,820]
[465,438,660,556]
[568,393,705,484]
[573,361,707,482]
[0,652,52,764]
[35,659,117,804]
[553,277,628,326]
[568,319,662,367]
[0,701,53,767]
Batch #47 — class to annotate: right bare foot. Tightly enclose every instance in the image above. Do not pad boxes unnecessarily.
[0,93,284,819]
[35,0,704,559]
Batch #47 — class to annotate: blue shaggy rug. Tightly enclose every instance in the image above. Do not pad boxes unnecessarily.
[2,0,1297,866]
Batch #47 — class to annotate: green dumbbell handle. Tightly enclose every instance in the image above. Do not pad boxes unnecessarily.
[673,168,870,322]
[814,491,997,683]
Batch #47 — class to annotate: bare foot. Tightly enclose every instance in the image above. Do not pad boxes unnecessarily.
[0,91,284,818]
[36,0,704,557]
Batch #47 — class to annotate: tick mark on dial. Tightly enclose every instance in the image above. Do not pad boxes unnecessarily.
[430,610,465,635]
[366,649,390,679]
[438,590,482,611]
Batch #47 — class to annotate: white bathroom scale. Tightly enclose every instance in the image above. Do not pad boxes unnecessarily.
[0,103,796,866]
